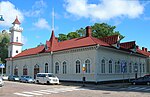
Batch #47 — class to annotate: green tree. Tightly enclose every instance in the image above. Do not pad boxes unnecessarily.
[58,34,68,42]
[0,30,10,63]
[57,23,124,41]
[91,23,124,39]
[67,32,80,39]
[76,28,85,37]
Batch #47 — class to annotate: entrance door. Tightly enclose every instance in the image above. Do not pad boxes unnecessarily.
[34,64,39,79]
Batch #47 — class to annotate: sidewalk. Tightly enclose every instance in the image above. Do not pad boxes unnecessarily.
[60,82,131,89]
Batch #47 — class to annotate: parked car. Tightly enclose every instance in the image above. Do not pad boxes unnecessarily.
[0,77,4,87]
[20,75,34,83]
[131,75,150,85]
[1,74,8,80]
[36,73,59,84]
[8,75,20,81]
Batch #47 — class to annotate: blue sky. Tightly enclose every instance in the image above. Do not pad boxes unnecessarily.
[0,0,150,51]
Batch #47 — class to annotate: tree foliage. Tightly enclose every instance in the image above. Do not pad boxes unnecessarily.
[91,23,124,39]
[58,23,124,41]
[0,30,10,63]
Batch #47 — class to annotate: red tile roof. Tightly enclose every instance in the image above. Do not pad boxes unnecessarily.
[136,48,150,57]
[10,26,150,59]
[99,35,119,45]
[12,16,21,25]
[10,42,23,46]
[120,41,136,49]
[13,45,44,58]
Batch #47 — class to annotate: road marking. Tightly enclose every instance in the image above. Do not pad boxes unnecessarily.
[32,90,51,94]
[23,92,42,95]
[121,86,150,92]
[14,87,86,96]
[14,93,33,97]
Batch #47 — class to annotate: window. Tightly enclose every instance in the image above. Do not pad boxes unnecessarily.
[143,64,145,73]
[101,59,105,73]
[8,66,10,74]
[85,59,90,73]
[139,63,142,73]
[16,50,18,53]
[129,63,132,73]
[45,63,48,73]
[14,66,18,76]
[55,62,59,74]
[76,60,80,73]
[16,37,18,42]
[115,61,120,73]
[23,65,27,75]
[123,62,127,73]
[109,60,112,73]
[63,61,67,74]
[34,64,39,79]
[134,63,138,72]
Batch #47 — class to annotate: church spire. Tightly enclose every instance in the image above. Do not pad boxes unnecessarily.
[52,8,54,31]
[12,16,21,25]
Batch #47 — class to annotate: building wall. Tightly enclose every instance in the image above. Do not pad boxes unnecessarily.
[52,46,96,82]
[96,46,147,82]
[6,45,148,82]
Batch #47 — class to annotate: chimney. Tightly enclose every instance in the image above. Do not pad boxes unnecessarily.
[145,48,147,52]
[136,46,139,49]
[86,26,92,37]
[142,47,145,51]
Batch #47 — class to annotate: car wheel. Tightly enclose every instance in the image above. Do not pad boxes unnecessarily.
[147,82,150,85]
[133,82,136,85]
[47,81,50,85]
[36,80,39,84]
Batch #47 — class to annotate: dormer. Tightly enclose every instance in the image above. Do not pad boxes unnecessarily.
[100,35,120,49]
[120,41,136,52]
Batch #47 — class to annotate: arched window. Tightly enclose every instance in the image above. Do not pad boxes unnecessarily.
[143,64,145,73]
[8,66,10,74]
[109,60,112,73]
[45,63,48,73]
[85,59,90,73]
[129,63,132,73]
[55,62,59,74]
[101,59,105,73]
[115,61,120,73]
[134,63,138,73]
[34,64,39,79]
[16,37,18,42]
[76,60,80,73]
[14,66,18,76]
[23,65,27,75]
[63,61,67,74]
[139,63,142,73]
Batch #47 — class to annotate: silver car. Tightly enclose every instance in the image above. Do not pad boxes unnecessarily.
[0,77,4,87]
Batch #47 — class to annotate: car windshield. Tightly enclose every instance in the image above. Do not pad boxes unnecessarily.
[13,76,19,77]
[48,74,56,77]
[26,76,32,78]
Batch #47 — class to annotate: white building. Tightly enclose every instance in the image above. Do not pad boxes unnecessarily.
[6,18,150,83]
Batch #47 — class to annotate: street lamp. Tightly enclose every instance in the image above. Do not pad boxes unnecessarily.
[0,15,4,21]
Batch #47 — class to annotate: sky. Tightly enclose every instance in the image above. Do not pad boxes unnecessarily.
[0,0,150,51]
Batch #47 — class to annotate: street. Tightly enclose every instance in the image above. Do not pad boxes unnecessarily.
[1,81,150,97]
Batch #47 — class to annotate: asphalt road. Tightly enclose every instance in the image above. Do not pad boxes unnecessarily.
[1,81,150,97]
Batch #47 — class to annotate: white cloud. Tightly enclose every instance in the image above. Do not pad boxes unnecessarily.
[22,35,28,45]
[0,1,24,27]
[64,0,144,21]
[33,18,50,30]
[24,0,47,17]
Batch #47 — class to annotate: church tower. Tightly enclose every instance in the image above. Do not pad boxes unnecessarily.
[8,16,23,57]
